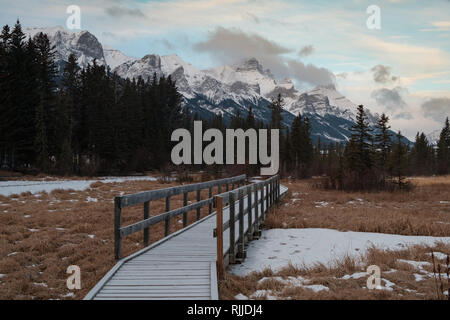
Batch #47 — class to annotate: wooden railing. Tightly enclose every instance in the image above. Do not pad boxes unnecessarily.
[113,174,246,259]
[213,175,280,279]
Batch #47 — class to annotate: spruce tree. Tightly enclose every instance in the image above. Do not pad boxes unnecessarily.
[348,105,374,174]
[437,117,450,174]
[390,131,408,189]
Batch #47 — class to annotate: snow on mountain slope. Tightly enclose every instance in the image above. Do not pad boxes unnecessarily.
[206,58,277,97]
[27,26,395,144]
[286,84,378,125]
[103,45,135,70]
[426,129,440,146]
[24,26,106,69]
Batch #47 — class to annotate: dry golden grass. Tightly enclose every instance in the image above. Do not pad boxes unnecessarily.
[220,175,450,300]
[219,243,450,300]
[264,176,450,236]
[0,176,219,300]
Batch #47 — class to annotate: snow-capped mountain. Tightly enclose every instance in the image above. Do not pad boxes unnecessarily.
[26,26,406,145]
[24,26,106,69]
[426,130,440,146]
[103,45,136,70]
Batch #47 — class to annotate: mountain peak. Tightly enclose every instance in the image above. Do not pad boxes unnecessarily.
[235,57,264,73]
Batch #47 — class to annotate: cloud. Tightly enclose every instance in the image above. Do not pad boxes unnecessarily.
[371,64,398,84]
[393,112,413,120]
[421,97,450,122]
[194,27,335,86]
[298,45,314,57]
[194,27,290,60]
[371,87,408,112]
[105,6,147,19]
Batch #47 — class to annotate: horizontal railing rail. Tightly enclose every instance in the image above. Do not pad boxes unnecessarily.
[114,174,246,259]
[213,175,280,279]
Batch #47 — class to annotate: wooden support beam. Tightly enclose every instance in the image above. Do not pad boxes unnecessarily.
[237,189,245,260]
[183,192,188,227]
[196,190,201,220]
[247,186,252,240]
[165,196,171,236]
[254,185,259,239]
[143,201,150,246]
[216,197,224,280]
[114,197,122,260]
[229,193,236,264]
[208,187,212,214]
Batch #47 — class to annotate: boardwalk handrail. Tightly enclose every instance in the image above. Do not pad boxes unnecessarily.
[114,174,246,259]
[213,175,280,279]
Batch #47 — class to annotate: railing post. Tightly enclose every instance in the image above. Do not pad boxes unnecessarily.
[271,179,274,207]
[237,189,245,260]
[114,197,122,260]
[196,189,201,220]
[277,176,280,203]
[143,201,150,246]
[226,183,229,192]
[229,193,236,264]
[216,196,224,280]
[265,181,269,216]
[208,187,213,214]
[260,184,264,221]
[254,185,259,239]
[183,192,188,227]
[247,186,252,241]
[165,196,171,236]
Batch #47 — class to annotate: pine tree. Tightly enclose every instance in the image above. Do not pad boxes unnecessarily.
[34,98,48,170]
[374,113,392,183]
[390,131,408,189]
[347,105,374,174]
[437,117,450,174]
[269,93,283,130]
[246,106,255,129]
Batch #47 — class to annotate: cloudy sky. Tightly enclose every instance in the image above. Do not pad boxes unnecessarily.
[1,0,449,139]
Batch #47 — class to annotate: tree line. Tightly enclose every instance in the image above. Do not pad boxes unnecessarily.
[1,20,449,187]
[0,20,184,175]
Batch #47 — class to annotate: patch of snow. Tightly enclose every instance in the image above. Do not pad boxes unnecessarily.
[439,201,449,204]
[378,279,395,291]
[428,252,448,260]
[0,176,158,196]
[28,229,39,232]
[249,289,278,300]
[234,293,249,300]
[413,273,426,282]
[341,272,367,280]
[258,276,329,292]
[304,284,329,292]
[86,197,98,203]
[314,201,328,207]
[62,292,75,298]
[397,259,430,270]
[33,282,48,287]
[88,234,95,239]
[229,228,450,276]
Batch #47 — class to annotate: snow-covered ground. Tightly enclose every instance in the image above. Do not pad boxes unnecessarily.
[230,228,450,276]
[0,176,157,196]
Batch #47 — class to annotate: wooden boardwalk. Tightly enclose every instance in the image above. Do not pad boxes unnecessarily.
[85,183,288,300]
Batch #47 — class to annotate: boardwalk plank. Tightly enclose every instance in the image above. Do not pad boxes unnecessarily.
[85,183,288,300]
